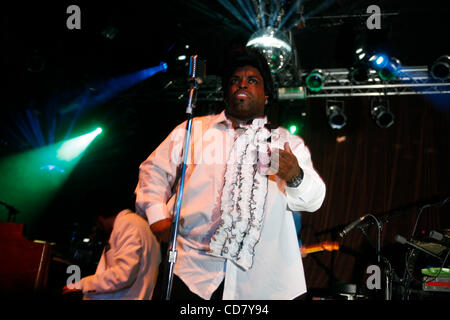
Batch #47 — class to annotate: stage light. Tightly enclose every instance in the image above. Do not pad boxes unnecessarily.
[326,102,347,130]
[355,47,367,61]
[369,53,388,70]
[94,127,102,134]
[371,102,394,128]
[289,125,298,134]
[349,65,370,84]
[57,127,103,161]
[159,62,168,73]
[246,27,293,73]
[279,103,306,137]
[430,55,450,80]
[305,69,325,92]
[378,57,401,81]
[101,26,119,40]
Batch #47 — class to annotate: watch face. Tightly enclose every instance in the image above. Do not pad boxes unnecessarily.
[287,175,302,188]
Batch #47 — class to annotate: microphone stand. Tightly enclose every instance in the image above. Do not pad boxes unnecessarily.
[359,214,393,300]
[0,201,19,222]
[163,56,203,300]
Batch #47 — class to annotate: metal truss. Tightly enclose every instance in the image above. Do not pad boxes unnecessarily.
[279,66,450,100]
[148,66,450,103]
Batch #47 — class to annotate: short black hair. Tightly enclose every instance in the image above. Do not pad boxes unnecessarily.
[221,46,275,105]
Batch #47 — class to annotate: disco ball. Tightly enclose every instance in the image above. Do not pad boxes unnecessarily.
[246,27,293,73]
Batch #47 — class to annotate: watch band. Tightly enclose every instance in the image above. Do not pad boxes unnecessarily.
[287,169,304,188]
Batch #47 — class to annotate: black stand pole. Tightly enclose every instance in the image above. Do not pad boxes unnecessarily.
[360,214,392,300]
[0,201,19,222]
[163,55,204,300]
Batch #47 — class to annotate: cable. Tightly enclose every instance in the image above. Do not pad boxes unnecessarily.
[424,250,450,284]
[410,197,450,241]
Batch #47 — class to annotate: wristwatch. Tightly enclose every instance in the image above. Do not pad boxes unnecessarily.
[287,168,304,188]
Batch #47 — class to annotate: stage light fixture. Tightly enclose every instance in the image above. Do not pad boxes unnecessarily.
[159,62,168,73]
[305,69,325,92]
[369,53,389,70]
[289,125,298,135]
[101,26,119,40]
[326,102,347,130]
[349,65,370,84]
[355,47,366,61]
[430,55,450,80]
[246,27,293,73]
[378,57,401,81]
[371,102,394,128]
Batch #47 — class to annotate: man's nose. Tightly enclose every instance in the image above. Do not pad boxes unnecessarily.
[238,81,248,89]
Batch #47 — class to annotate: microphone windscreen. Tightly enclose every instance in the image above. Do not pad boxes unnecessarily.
[395,234,407,244]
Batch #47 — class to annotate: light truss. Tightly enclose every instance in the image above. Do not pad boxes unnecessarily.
[286,66,450,99]
[146,66,450,103]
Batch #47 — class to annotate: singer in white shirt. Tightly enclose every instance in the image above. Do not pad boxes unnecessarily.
[135,47,326,300]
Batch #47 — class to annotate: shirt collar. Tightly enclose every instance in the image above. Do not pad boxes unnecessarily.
[213,110,268,129]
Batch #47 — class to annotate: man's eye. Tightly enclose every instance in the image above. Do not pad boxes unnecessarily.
[230,78,239,84]
[248,78,258,84]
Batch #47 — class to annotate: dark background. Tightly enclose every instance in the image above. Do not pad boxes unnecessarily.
[1,0,449,296]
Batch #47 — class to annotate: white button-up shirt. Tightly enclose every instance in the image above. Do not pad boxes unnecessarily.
[79,210,161,300]
[135,111,325,300]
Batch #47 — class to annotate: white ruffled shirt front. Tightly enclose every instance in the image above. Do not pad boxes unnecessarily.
[208,119,271,271]
[135,111,326,300]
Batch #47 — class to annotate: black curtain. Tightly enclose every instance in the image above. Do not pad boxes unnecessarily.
[298,94,450,289]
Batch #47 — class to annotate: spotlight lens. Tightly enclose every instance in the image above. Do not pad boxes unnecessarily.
[289,125,298,134]
[350,67,369,83]
[369,54,389,69]
[372,105,394,128]
[431,62,450,80]
[376,56,384,65]
[331,114,346,127]
[306,71,325,92]
[377,112,394,128]
[327,105,347,129]
[160,62,168,72]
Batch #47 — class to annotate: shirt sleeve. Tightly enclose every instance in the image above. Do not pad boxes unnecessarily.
[80,217,142,294]
[135,122,187,226]
[284,134,326,212]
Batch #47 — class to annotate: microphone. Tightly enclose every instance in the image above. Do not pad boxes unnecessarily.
[185,55,206,114]
[339,215,367,238]
[429,230,450,247]
[188,55,206,85]
[395,234,443,262]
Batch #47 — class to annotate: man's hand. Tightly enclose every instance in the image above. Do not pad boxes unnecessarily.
[271,142,301,183]
[150,218,172,243]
